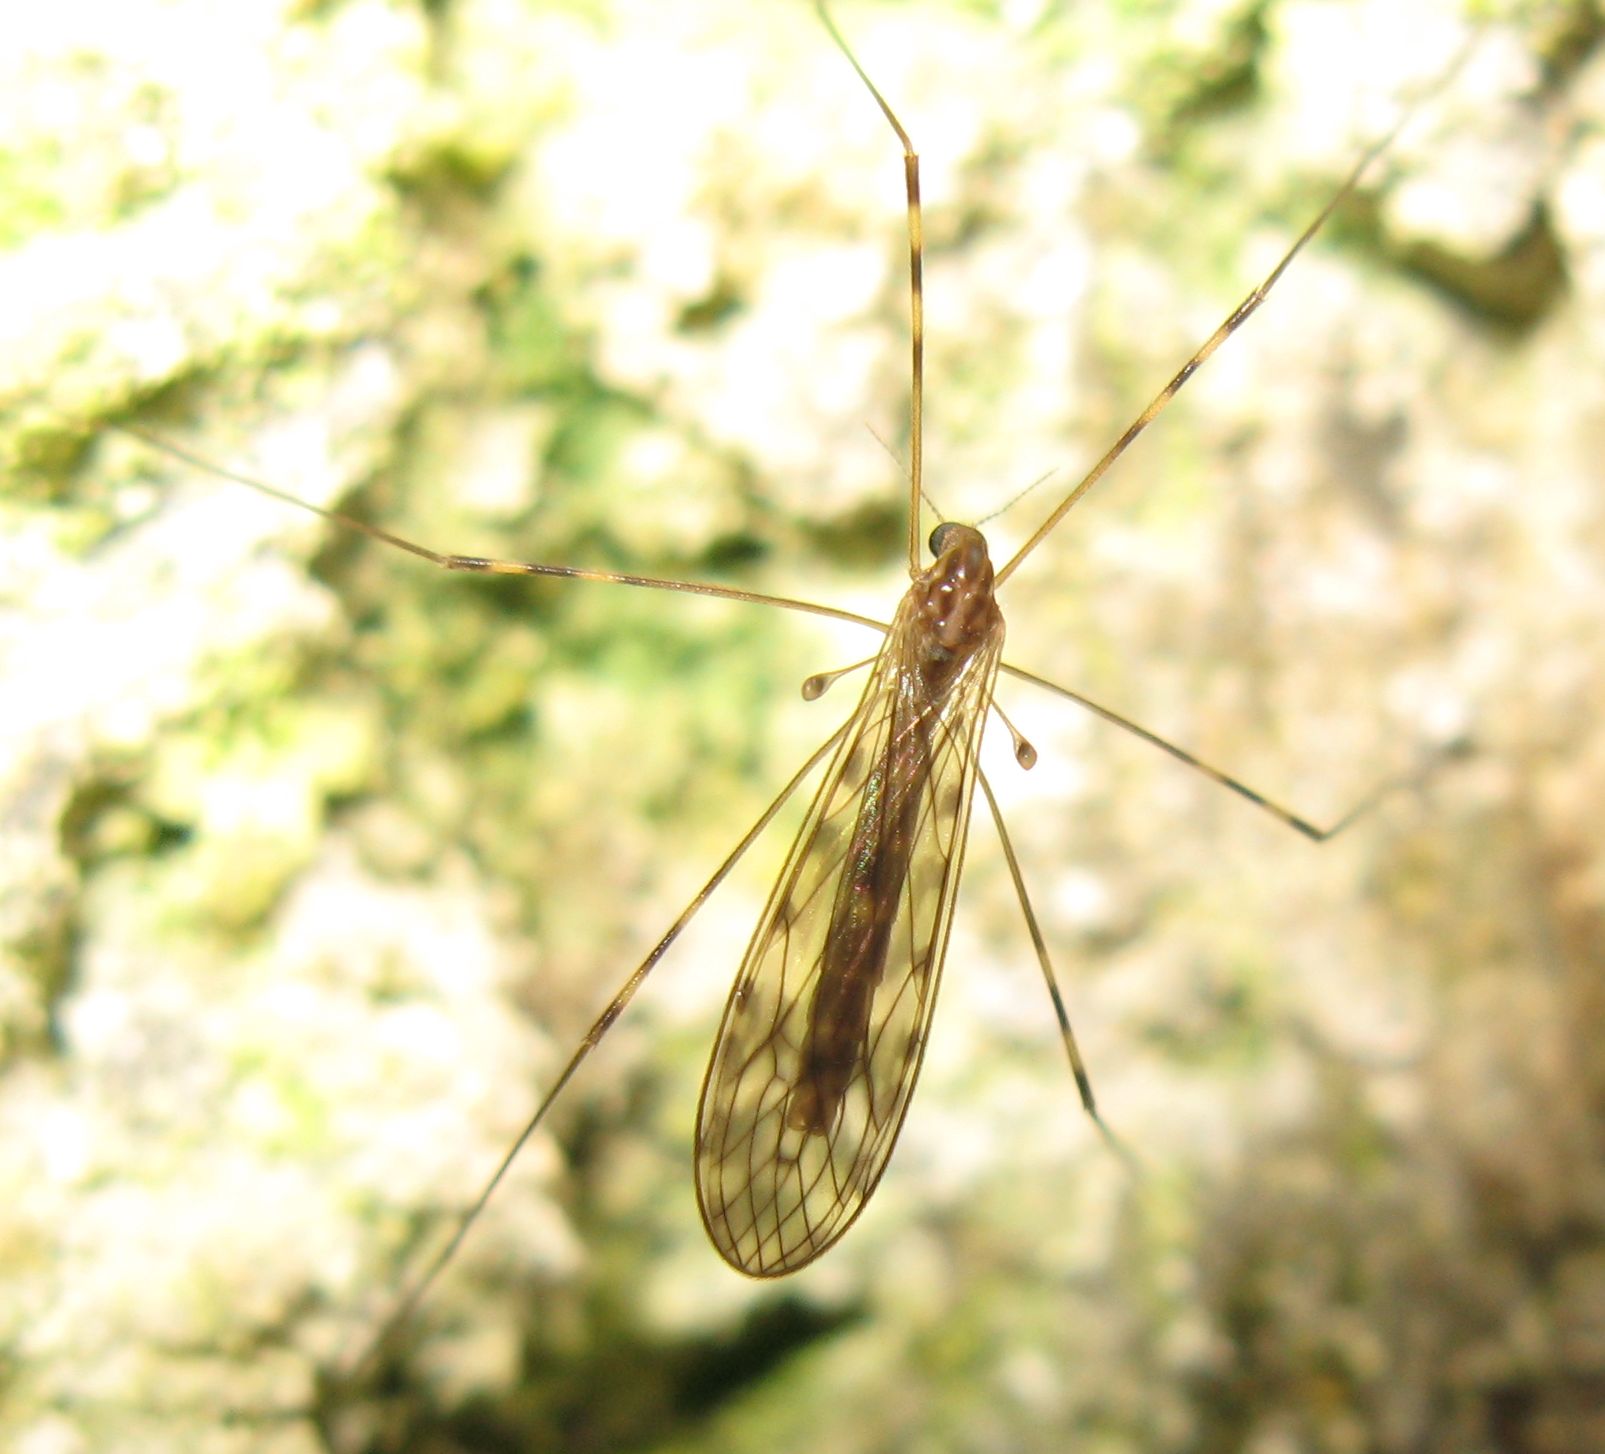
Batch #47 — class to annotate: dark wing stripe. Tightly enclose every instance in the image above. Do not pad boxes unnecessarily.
[694,610,1004,1275]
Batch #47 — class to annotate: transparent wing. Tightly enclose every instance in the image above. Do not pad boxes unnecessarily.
[694,615,1003,1276]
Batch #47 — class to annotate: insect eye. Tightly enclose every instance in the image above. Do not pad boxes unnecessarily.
[928,523,957,558]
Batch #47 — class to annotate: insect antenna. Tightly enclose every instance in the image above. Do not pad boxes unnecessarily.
[973,468,1058,533]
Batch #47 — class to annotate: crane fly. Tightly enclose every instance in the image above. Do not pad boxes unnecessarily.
[100,0,1453,1380]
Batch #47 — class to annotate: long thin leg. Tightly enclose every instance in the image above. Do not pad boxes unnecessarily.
[977,768,1134,1170]
[336,719,851,1388]
[1001,662,1456,842]
[996,43,1473,587]
[815,2,924,577]
[111,422,890,634]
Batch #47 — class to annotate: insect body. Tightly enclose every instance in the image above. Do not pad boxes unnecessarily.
[697,522,1004,1273]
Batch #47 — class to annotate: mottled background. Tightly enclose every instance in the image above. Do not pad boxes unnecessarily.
[3,0,1602,1451]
